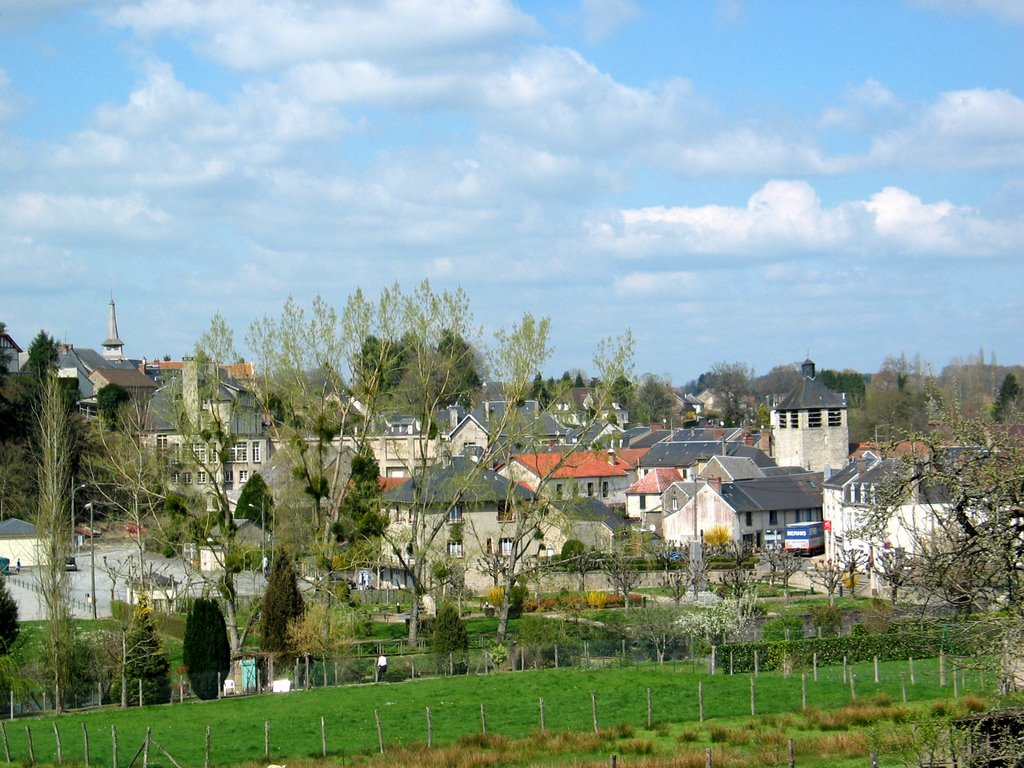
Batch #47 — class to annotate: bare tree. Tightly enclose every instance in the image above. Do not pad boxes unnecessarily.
[875,547,914,604]
[603,542,645,611]
[35,372,77,711]
[759,547,803,601]
[810,559,845,606]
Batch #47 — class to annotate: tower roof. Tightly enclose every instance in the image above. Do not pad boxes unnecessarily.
[102,297,124,358]
[775,360,846,410]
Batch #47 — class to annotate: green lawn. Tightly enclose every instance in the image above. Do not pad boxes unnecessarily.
[0,656,983,767]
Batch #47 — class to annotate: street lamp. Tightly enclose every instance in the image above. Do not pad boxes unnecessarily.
[72,483,87,553]
[85,502,97,619]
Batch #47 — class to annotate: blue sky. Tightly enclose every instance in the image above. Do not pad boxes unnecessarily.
[2,0,1022,382]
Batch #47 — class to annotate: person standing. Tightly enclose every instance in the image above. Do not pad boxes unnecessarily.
[376,654,387,682]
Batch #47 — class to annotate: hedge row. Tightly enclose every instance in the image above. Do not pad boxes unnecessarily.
[718,631,972,673]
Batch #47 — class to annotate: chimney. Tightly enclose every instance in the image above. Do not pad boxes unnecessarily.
[708,476,722,493]
[607,448,617,465]
[744,432,753,447]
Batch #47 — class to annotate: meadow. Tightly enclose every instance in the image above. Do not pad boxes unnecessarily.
[0,656,989,768]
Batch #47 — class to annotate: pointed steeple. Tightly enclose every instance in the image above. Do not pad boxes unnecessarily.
[102,296,124,359]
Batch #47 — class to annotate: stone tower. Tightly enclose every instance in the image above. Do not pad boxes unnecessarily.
[771,359,849,472]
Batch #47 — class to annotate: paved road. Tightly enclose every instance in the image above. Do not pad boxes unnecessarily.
[7,540,267,620]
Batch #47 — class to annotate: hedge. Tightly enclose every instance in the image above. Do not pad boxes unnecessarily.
[718,630,974,673]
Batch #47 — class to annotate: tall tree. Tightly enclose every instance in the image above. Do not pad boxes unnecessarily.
[993,373,1021,423]
[632,374,674,426]
[183,598,230,700]
[111,594,171,706]
[260,551,305,668]
[0,574,18,654]
[235,473,273,527]
[705,362,753,426]
[35,371,77,711]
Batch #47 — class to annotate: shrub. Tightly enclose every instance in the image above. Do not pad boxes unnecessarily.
[761,615,804,641]
[182,598,230,700]
[809,604,843,637]
[587,591,609,609]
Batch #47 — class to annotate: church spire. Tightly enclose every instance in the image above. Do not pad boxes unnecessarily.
[102,296,124,359]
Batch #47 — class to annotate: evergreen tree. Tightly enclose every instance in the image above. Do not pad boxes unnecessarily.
[993,373,1022,423]
[0,575,18,654]
[111,595,171,706]
[260,551,304,665]
[235,473,273,526]
[336,450,384,540]
[96,383,131,430]
[182,598,230,700]
[432,602,468,672]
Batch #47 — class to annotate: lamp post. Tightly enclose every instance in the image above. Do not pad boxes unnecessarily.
[72,483,87,553]
[85,502,97,619]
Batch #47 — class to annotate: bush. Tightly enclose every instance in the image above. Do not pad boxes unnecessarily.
[433,603,468,673]
[761,615,804,641]
[809,604,843,637]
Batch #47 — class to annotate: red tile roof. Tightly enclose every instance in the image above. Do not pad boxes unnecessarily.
[512,451,635,480]
[626,468,682,495]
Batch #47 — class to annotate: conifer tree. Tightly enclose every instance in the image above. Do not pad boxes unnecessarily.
[0,575,18,654]
[183,598,230,700]
[433,603,468,672]
[111,595,171,706]
[260,551,304,667]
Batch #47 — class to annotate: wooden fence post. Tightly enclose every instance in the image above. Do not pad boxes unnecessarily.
[591,691,599,733]
[849,672,856,701]
[263,721,269,761]
[540,698,546,734]
[842,656,848,683]
[143,727,151,768]
[940,652,946,687]
[375,709,384,754]
[754,649,759,677]
[480,703,487,735]
[698,681,704,722]
[53,723,62,765]
[813,652,818,682]
[111,725,118,768]
[909,657,915,685]
[25,725,34,766]
[900,672,907,703]
[705,746,713,768]
[0,721,9,763]
[426,707,432,748]
[750,675,756,716]
[729,650,734,676]
[138,680,143,708]
[787,738,795,768]
[801,672,807,710]
[710,645,716,675]
[646,688,652,729]
[320,716,326,757]
[205,725,210,768]
[873,655,879,684]
[82,722,90,767]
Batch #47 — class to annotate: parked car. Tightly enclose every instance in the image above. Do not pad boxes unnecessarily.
[64,557,78,571]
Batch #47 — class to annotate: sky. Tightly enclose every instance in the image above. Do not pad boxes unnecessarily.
[1,0,1022,383]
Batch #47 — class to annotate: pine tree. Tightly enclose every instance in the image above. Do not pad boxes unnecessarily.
[183,598,230,700]
[0,575,18,654]
[433,603,468,672]
[260,551,304,666]
[111,595,171,706]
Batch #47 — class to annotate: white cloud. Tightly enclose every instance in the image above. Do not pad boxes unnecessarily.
[616,271,697,296]
[581,0,638,43]
[908,0,1024,24]
[598,180,1022,259]
[0,192,171,239]
[869,88,1024,168]
[108,0,539,72]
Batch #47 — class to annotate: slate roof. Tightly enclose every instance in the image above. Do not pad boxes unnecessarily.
[719,473,823,514]
[567,496,630,532]
[775,359,846,410]
[384,458,534,506]
[0,518,37,537]
[91,368,159,391]
[700,455,764,481]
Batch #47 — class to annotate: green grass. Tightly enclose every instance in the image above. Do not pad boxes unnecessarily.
[0,656,983,767]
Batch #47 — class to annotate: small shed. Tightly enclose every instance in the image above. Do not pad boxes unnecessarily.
[0,518,43,567]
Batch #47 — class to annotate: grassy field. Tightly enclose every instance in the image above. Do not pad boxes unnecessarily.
[0,656,990,767]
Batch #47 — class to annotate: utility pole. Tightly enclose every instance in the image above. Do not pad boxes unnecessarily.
[86,502,97,619]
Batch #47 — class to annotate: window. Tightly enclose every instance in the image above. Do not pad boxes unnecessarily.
[192,443,207,462]
[778,411,787,429]
[448,505,464,523]
[556,483,563,498]
[744,511,752,527]
[171,471,181,483]
[769,510,778,526]
[500,538,514,557]
[497,504,514,522]
[238,470,249,484]
[486,538,493,554]
[602,481,609,498]
[788,411,799,428]
[224,469,234,485]
[640,496,647,511]
[828,409,842,427]
[672,497,680,511]
[808,410,822,428]
[587,482,594,497]
[446,541,464,558]
[230,442,248,462]
[183,472,193,485]
[156,435,168,450]
[197,471,207,485]
[252,441,261,462]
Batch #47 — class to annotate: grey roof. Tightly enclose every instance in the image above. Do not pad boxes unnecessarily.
[775,360,846,411]
[720,473,823,514]
[567,497,630,532]
[625,429,673,448]
[0,518,37,537]
[59,347,139,375]
[641,440,773,470]
[701,455,764,480]
[384,458,534,507]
